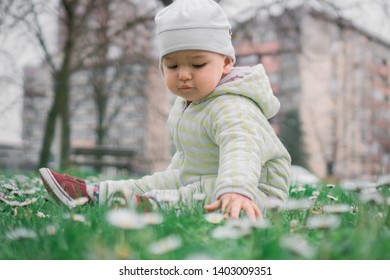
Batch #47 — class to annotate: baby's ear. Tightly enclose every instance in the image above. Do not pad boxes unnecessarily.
[223,56,234,74]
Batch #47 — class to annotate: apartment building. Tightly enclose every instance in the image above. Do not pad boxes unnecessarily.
[233,6,390,179]
[68,61,171,173]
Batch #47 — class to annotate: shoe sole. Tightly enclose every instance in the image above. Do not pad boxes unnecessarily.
[39,168,75,208]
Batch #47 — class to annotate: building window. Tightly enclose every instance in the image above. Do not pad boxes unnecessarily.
[236,55,260,66]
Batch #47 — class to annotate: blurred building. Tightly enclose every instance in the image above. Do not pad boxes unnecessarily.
[22,61,171,175]
[233,6,390,179]
[0,52,24,170]
[68,61,171,173]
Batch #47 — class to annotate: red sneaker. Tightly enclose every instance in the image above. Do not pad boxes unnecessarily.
[39,168,90,208]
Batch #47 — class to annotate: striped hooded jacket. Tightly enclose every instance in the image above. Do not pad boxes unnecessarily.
[112,64,291,210]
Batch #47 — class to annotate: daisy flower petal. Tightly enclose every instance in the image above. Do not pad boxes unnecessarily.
[306,215,341,229]
[280,234,315,259]
[210,226,247,239]
[148,235,182,255]
[280,199,313,211]
[144,212,164,225]
[63,213,90,226]
[5,227,37,240]
[322,204,351,214]
[106,209,146,230]
[204,212,224,224]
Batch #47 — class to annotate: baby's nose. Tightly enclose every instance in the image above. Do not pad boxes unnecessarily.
[179,67,191,80]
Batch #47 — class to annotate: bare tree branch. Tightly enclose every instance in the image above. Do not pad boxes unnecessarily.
[30,1,57,73]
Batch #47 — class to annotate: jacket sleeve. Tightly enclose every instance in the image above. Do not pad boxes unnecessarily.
[209,95,289,204]
[132,168,182,194]
[165,151,181,171]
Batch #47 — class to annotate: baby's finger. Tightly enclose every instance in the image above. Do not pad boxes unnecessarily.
[204,200,221,212]
[221,196,232,215]
[242,202,256,222]
[251,202,263,219]
[230,199,243,219]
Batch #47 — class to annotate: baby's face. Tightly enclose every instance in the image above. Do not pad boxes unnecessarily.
[162,50,232,102]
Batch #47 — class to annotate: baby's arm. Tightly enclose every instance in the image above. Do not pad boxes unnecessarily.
[204,193,263,222]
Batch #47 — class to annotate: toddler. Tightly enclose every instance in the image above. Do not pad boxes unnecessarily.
[39,0,291,222]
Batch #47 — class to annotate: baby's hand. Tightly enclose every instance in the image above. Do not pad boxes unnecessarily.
[204,193,263,222]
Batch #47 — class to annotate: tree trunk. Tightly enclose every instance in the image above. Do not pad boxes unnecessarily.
[58,68,71,169]
[38,67,71,169]
[38,79,60,167]
[38,0,75,170]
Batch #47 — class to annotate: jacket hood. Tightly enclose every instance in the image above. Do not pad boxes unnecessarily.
[204,64,280,119]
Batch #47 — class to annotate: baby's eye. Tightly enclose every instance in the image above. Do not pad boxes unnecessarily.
[167,65,177,69]
[193,63,206,69]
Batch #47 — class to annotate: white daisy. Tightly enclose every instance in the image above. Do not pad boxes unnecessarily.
[312,191,321,196]
[204,212,224,224]
[19,188,39,195]
[148,235,182,255]
[280,234,315,259]
[210,226,242,239]
[263,197,284,210]
[251,219,271,229]
[226,217,252,229]
[45,225,58,236]
[1,197,38,207]
[306,215,341,229]
[36,211,49,218]
[340,181,377,192]
[280,199,313,211]
[20,198,38,206]
[106,209,146,230]
[326,194,338,201]
[358,191,385,205]
[144,212,164,225]
[225,218,252,236]
[3,183,17,191]
[63,213,90,226]
[5,227,37,240]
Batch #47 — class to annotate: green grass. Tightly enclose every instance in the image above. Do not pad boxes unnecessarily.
[0,172,389,260]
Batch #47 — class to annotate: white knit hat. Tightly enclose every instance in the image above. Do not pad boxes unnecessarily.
[155,0,235,66]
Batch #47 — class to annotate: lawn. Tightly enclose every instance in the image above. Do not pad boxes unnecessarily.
[0,171,389,260]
